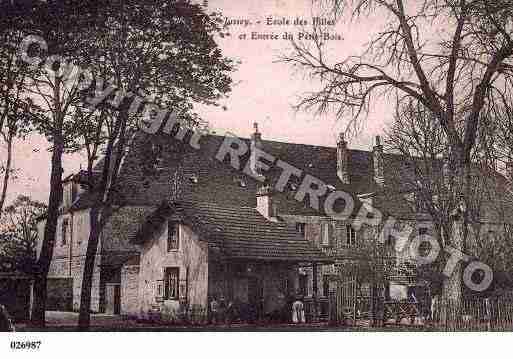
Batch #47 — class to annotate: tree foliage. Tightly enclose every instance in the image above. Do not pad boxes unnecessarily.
[74,0,234,329]
[0,4,43,219]
[0,195,46,271]
[285,0,513,166]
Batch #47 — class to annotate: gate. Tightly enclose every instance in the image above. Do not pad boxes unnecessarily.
[330,278,385,325]
[331,277,358,323]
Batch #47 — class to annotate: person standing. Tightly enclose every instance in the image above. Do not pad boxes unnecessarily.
[210,296,219,325]
[0,305,14,332]
[218,296,227,324]
[292,296,305,324]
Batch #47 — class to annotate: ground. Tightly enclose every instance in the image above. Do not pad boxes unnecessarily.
[13,311,433,331]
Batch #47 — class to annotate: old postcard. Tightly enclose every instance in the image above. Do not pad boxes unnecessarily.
[1,0,513,356]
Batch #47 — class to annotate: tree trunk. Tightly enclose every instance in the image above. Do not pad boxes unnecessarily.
[78,106,129,330]
[0,137,13,220]
[31,136,64,327]
[441,218,464,324]
[78,205,102,330]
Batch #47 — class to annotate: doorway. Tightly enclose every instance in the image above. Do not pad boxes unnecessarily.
[248,277,263,319]
[114,285,121,315]
[106,283,121,315]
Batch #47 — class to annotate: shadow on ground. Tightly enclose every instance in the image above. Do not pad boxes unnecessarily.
[14,311,435,332]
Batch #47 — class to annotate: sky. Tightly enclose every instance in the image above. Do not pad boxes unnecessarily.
[3,0,393,205]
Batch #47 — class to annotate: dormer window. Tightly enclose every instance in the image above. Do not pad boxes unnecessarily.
[296,222,306,238]
[167,222,179,251]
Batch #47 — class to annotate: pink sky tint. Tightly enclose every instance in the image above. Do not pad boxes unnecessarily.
[2,0,393,205]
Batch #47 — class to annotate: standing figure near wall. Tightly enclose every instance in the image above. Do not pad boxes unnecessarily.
[292,296,305,324]
[210,296,219,324]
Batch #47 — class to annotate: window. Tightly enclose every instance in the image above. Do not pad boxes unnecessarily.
[155,279,164,301]
[323,275,330,297]
[299,273,308,297]
[321,222,332,246]
[151,143,164,170]
[487,231,497,245]
[385,235,394,247]
[416,194,429,213]
[167,222,179,251]
[164,267,179,300]
[346,225,356,246]
[284,277,291,295]
[419,228,428,236]
[296,222,306,238]
[63,183,72,207]
[61,218,69,246]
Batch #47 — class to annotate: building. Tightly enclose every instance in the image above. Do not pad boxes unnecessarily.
[35,123,513,320]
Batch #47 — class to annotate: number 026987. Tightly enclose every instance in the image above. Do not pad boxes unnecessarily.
[10,341,42,350]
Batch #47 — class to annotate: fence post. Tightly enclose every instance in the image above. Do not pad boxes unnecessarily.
[443,299,449,331]
[352,281,357,326]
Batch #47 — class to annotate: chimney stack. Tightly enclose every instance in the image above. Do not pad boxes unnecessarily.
[250,122,263,178]
[256,185,278,222]
[337,133,350,184]
[506,160,513,182]
[373,135,384,186]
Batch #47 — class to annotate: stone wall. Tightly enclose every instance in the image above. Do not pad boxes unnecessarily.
[38,208,116,313]
[0,278,32,321]
[46,277,73,311]
[121,264,140,317]
[138,222,209,317]
[47,255,102,312]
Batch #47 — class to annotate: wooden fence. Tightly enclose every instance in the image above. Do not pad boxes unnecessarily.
[329,289,513,330]
[431,297,513,331]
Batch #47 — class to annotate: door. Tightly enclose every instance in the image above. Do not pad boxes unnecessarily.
[106,283,121,315]
[248,277,263,319]
[114,285,121,315]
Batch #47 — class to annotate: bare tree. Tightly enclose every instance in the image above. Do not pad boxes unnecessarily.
[384,100,513,295]
[282,0,513,301]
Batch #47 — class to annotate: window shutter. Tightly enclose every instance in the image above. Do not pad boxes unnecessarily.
[328,222,334,246]
[321,222,331,246]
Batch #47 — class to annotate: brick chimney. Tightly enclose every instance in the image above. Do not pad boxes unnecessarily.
[256,185,278,222]
[250,122,263,178]
[373,135,384,186]
[337,133,350,184]
[507,160,513,182]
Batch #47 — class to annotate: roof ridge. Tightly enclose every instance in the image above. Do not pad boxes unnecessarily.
[202,133,375,153]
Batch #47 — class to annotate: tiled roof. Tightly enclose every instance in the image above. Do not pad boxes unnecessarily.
[70,131,513,223]
[71,132,370,216]
[133,201,333,263]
